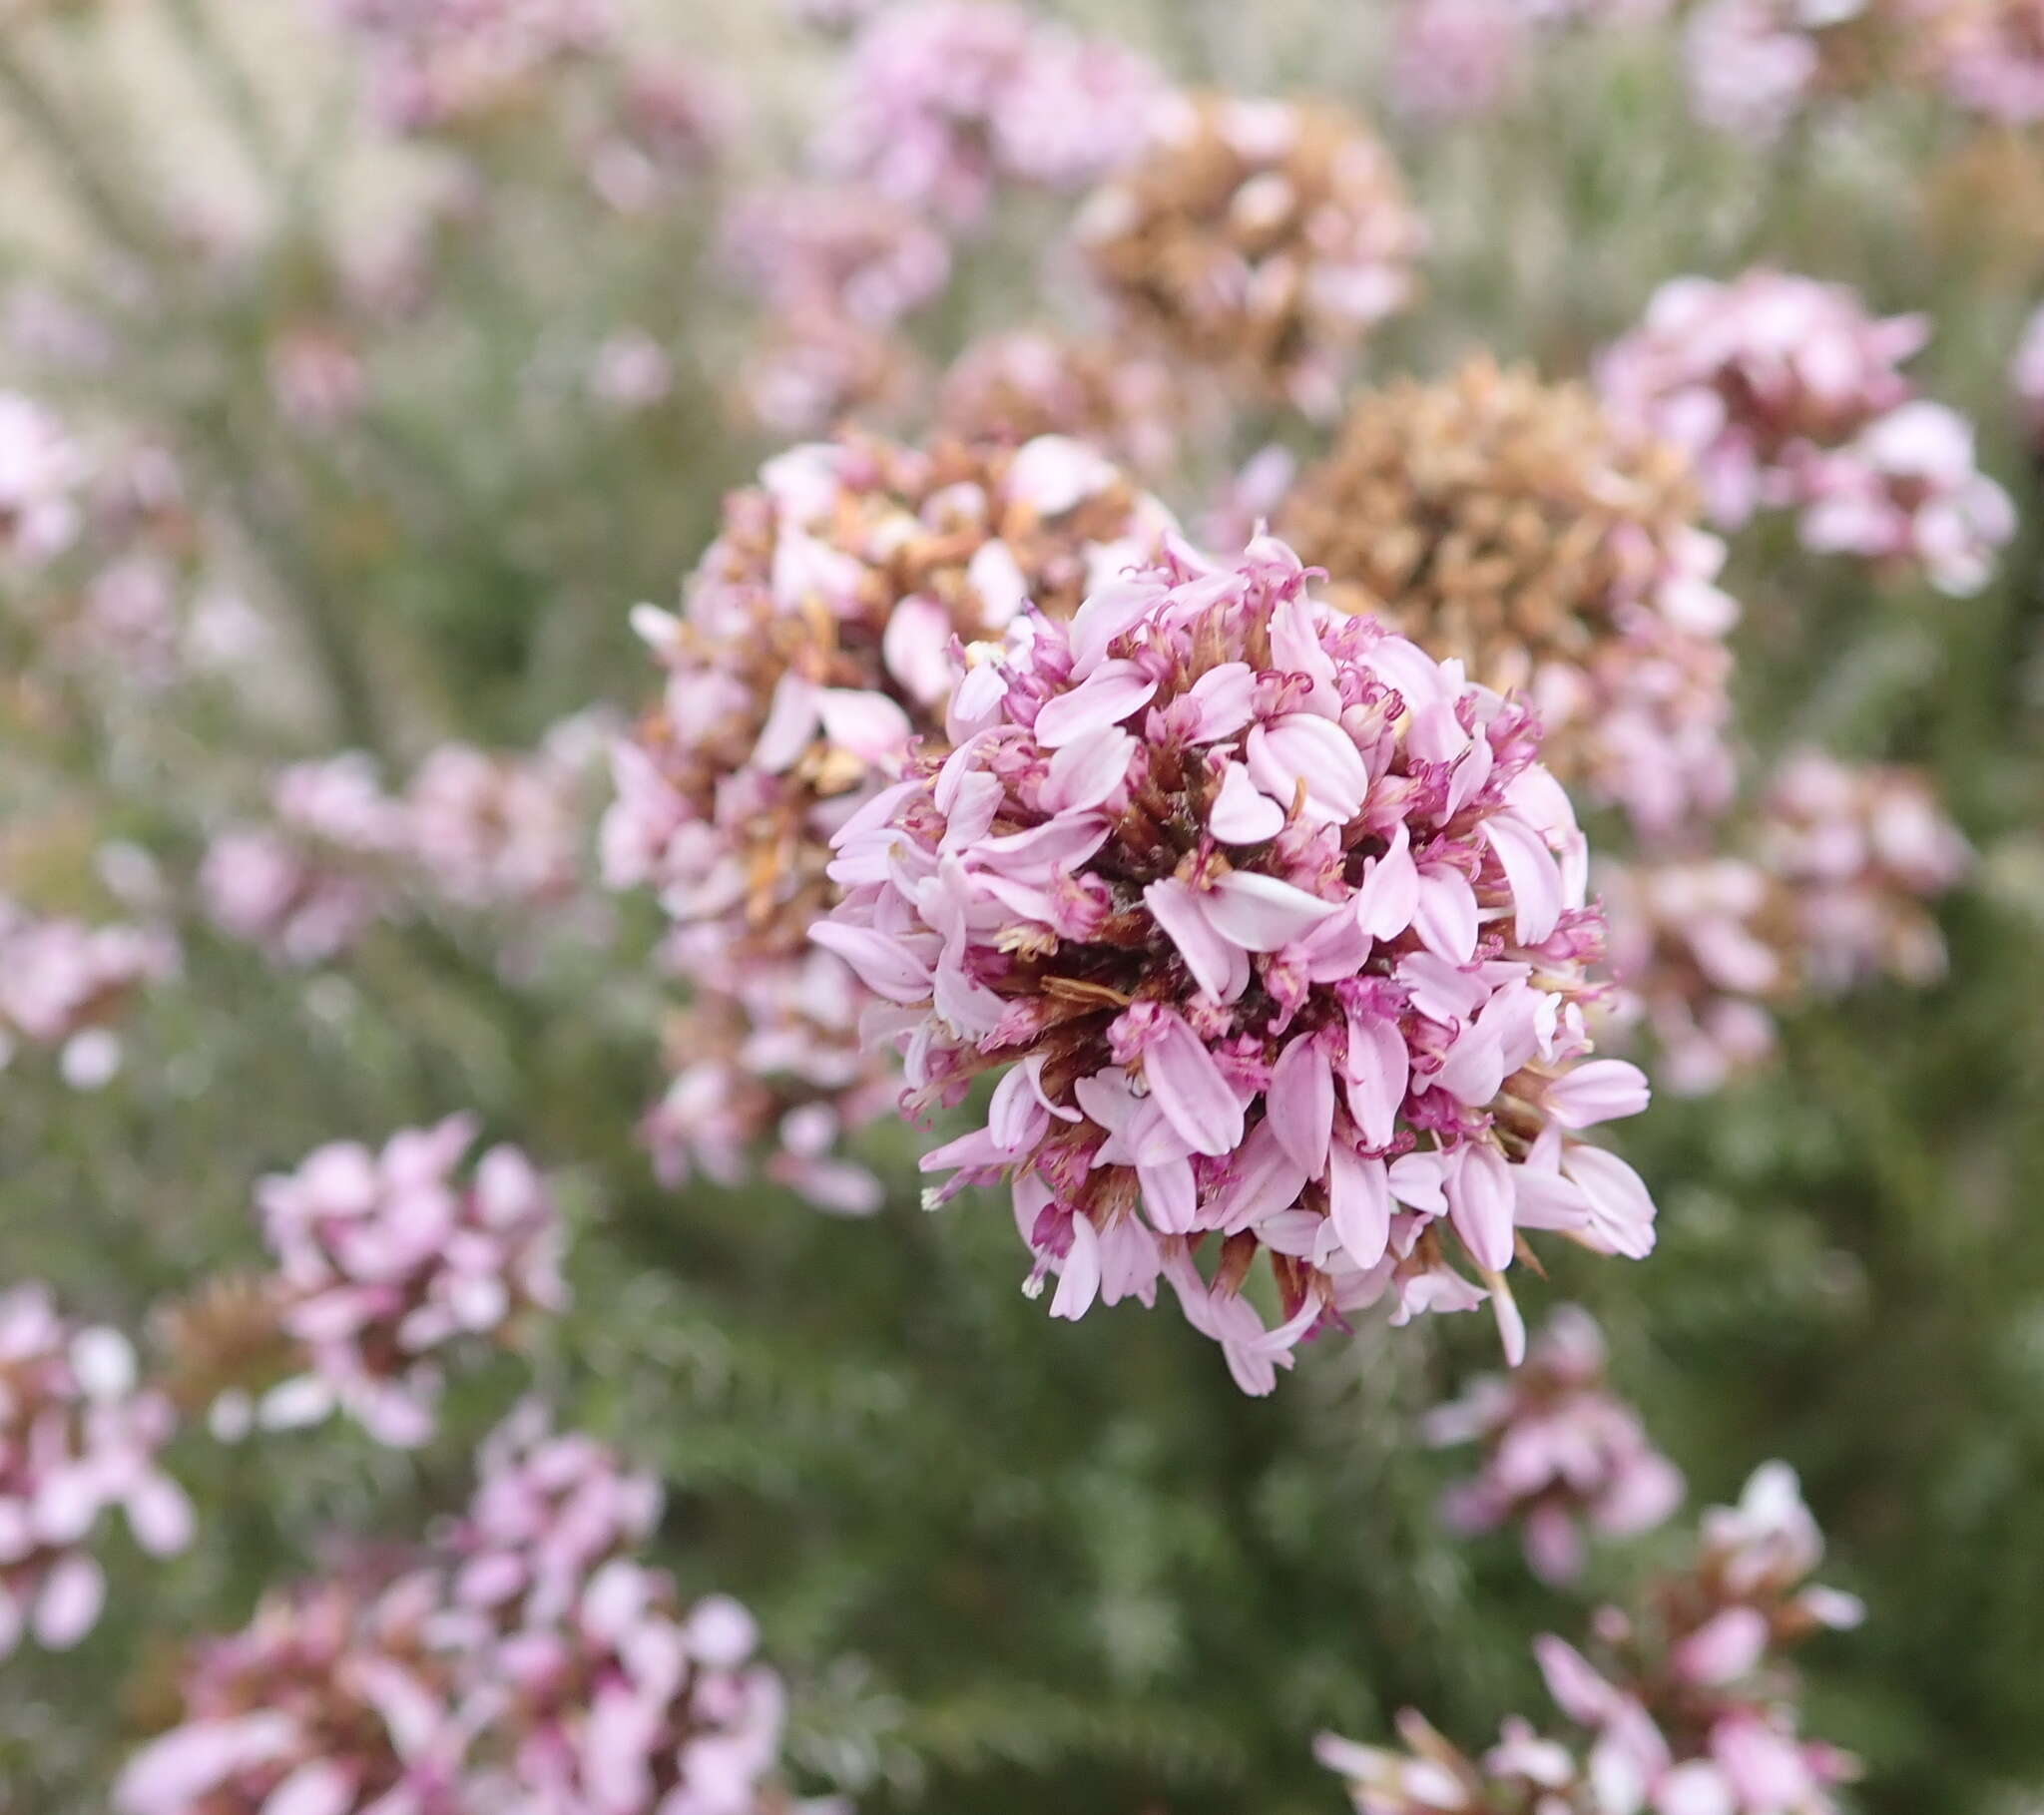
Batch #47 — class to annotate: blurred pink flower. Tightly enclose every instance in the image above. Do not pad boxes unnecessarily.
[2012,302,2044,447]
[0,1285,193,1661]
[721,186,951,329]
[0,389,86,564]
[1759,747,1970,992]
[253,1117,567,1447]
[1322,1462,1860,1815]
[1917,0,2044,122]
[817,536,1654,1390]
[1791,400,2016,595]
[818,1,1164,227]
[1597,268,1927,530]
[1425,1304,1683,1583]
[0,896,179,1088]
[1390,0,1530,122]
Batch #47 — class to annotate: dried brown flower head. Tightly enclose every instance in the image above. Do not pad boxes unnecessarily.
[1075,94,1423,415]
[1278,357,1742,835]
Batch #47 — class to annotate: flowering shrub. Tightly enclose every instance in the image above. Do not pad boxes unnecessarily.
[1,1,2039,1811]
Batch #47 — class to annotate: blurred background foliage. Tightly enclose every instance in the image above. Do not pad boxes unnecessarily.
[2,2,2043,1813]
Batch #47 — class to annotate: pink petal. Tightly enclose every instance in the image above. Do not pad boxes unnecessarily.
[1049,1215,1102,1320]
[261,1760,355,1815]
[1138,1157,1198,1233]
[881,594,958,705]
[1342,1011,1409,1150]
[1483,813,1564,946]
[1145,876,1250,1002]
[1447,1142,1516,1273]
[1267,1038,1334,1174]
[1434,1023,1506,1109]
[1354,825,1418,939]
[807,922,930,1004]
[816,687,914,766]
[1387,1151,1447,1213]
[1188,662,1256,740]
[1209,760,1286,844]
[1558,1145,1657,1259]
[1542,1060,1651,1130]
[1043,726,1135,814]
[1414,867,1479,964]
[1217,1121,1309,1230]
[1033,661,1158,746]
[31,1556,104,1650]
[1326,1145,1391,1269]
[1143,1013,1246,1157]
[1246,714,1367,825]
[751,672,821,773]
[1201,871,1342,952]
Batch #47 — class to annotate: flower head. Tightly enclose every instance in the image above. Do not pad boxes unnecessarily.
[0,1285,193,1660]
[1076,94,1424,416]
[1425,1304,1684,1583]
[817,1,1163,227]
[254,1117,567,1447]
[1279,358,1741,838]
[720,186,952,331]
[1758,748,1970,992]
[1915,0,2044,122]
[1792,400,2016,595]
[817,537,1655,1390]
[1597,269,1928,530]
[1682,0,1878,139]
[0,896,179,1088]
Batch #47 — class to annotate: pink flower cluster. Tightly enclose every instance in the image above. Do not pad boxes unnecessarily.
[0,1284,194,1659]
[1757,747,1970,993]
[325,0,617,136]
[1682,0,1868,140]
[816,1,1166,227]
[0,389,85,564]
[718,185,952,437]
[1601,749,1967,1094]
[0,894,180,1090]
[204,726,604,966]
[1319,1462,1862,1815]
[1598,269,2014,593]
[116,1410,833,1815]
[252,1117,567,1447]
[1916,0,2044,123]
[816,538,1656,1391]
[1424,1304,1683,1584]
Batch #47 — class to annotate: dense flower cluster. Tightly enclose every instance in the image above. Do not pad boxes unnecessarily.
[1598,269,2013,592]
[0,1284,193,1659]
[1075,94,1424,416]
[1599,751,1967,1092]
[116,1413,831,1815]
[816,538,1656,1390]
[1757,747,1970,992]
[816,0,1165,227]
[252,1117,567,1447]
[0,895,179,1089]
[1278,358,1741,838]
[325,0,617,136]
[203,725,604,966]
[1424,1305,1683,1583]
[1390,0,1674,121]
[1319,1463,1861,1815]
